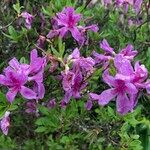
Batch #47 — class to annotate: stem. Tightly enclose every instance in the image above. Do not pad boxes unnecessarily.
[0,17,18,30]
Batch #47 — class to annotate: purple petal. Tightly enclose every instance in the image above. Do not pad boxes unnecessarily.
[8,58,20,70]
[20,86,37,99]
[62,91,72,104]
[47,30,59,39]
[114,54,134,76]
[125,83,138,94]
[69,48,80,59]
[0,111,10,135]
[116,93,134,115]
[98,88,117,106]
[134,0,143,14]
[102,69,116,87]
[6,88,18,103]
[0,75,8,85]
[89,93,100,101]
[83,25,99,32]
[59,27,68,37]
[85,100,93,110]
[100,39,114,54]
[70,27,84,43]
[119,44,138,60]
[37,83,45,99]
[47,99,56,109]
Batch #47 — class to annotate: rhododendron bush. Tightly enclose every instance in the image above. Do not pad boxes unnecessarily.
[0,0,150,149]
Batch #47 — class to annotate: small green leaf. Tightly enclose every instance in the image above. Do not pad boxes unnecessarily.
[13,2,24,14]
[35,126,46,133]
[51,45,60,57]
[38,105,49,115]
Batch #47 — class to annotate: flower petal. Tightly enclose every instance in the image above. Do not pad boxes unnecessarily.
[6,88,18,103]
[59,27,68,37]
[116,93,133,115]
[8,58,20,70]
[20,86,37,99]
[37,83,45,99]
[89,93,100,101]
[70,27,84,43]
[125,83,138,94]
[102,69,116,87]
[98,88,116,106]
[114,54,134,76]
[100,39,114,54]
[85,100,93,110]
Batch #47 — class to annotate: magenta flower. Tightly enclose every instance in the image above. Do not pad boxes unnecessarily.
[21,12,34,29]
[0,63,36,103]
[90,69,138,115]
[61,70,84,104]
[115,0,134,13]
[47,99,56,109]
[115,0,143,14]
[47,7,98,44]
[61,48,94,105]
[0,111,10,135]
[25,100,37,114]
[0,49,46,102]
[119,44,138,60]
[114,54,148,85]
[69,48,95,73]
[101,0,112,7]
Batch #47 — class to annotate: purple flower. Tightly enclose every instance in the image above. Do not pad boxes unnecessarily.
[115,0,143,14]
[101,0,112,6]
[61,48,95,105]
[61,70,84,104]
[47,7,98,44]
[114,55,148,85]
[0,111,10,135]
[25,100,37,114]
[21,12,34,29]
[69,48,95,73]
[0,63,36,103]
[90,69,138,115]
[47,99,56,109]
[36,35,46,49]
[119,44,138,60]
[0,49,46,102]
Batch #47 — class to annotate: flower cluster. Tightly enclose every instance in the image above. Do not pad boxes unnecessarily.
[0,2,147,136]
[61,48,95,107]
[89,39,149,115]
[102,0,143,14]
[21,12,34,29]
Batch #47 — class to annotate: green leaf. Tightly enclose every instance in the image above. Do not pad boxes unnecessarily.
[58,38,65,57]
[38,105,49,115]
[35,126,46,133]
[42,6,52,16]
[0,91,7,102]
[51,45,60,57]
[13,2,24,14]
